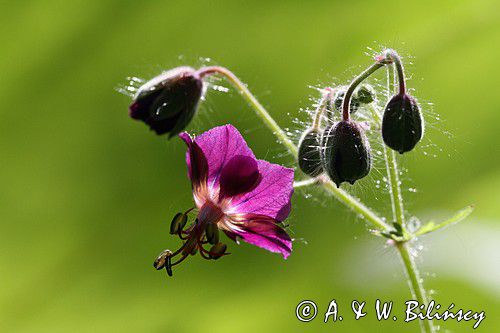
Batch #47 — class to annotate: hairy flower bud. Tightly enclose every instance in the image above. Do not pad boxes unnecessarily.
[297,128,323,177]
[322,120,372,187]
[169,212,187,235]
[129,66,204,138]
[382,93,423,154]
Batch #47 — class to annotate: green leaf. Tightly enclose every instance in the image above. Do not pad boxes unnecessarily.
[414,205,474,237]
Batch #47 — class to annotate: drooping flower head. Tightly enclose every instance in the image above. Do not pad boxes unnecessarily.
[382,93,423,154]
[322,120,372,187]
[154,125,294,276]
[129,66,204,138]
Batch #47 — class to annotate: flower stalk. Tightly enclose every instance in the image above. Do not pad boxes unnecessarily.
[367,103,406,227]
[383,49,407,95]
[342,62,384,120]
[293,177,320,188]
[383,65,433,332]
[384,64,406,228]
[311,88,332,130]
[197,66,298,156]
[386,129,407,226]
[396,242,434,333]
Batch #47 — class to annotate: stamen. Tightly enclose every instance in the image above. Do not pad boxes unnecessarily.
[177,230,190,240]
[199,249,211,260]
[165,254,173,276]
[184,206,196,215]
[171,241,190,257]
[171,254,189,266]
[156,205,231,277]
[198,243,230,258]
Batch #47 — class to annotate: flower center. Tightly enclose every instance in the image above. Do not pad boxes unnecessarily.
[198,201,225,226]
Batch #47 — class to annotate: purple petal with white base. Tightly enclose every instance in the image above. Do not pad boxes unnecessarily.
[227,214,292,259]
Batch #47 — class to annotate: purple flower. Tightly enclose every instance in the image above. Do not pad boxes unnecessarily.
[154,125,294,276]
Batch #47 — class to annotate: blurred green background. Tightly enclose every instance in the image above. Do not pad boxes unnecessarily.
[1,0,499,332]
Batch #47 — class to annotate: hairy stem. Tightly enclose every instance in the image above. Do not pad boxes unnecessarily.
[311,89,332,130]
[383,64,405,226]
[197,66,297,155]
[384,49,406,95]
[321,179,389,230]
[396,242,434,333]
[342,62,384,121]
[367,103,403,225]
[293,178,319,188]
[384,65,432,332]
[387,147,406,225]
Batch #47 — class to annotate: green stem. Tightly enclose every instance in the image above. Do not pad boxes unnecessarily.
[197,66,297,156]
[383,64,432,332]
[396,242,434,333]
[387,149,405,226]
[198,66,390,232]
[384,64,405,227]
[321,179,389,230]
[293,178,319,188]
[383,49,406,95]
[366,104,403,226]
[342,62,384,121]
[311,89,332,130]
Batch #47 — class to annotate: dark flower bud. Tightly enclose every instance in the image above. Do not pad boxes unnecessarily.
[129,66,204,138]
[355,84,376,104]
[169,212,187,235]
[205,222,219,245]
[382,94,423,154]
[298,128,323,177]
[322,120,372,187]
[333,87,360,114]
[209,243,227,259]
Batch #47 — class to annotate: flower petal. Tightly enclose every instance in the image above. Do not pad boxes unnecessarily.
[219,155,260,199]
[229,160,294,221]
[179,132,208,188]
[226,214,292,259]
[190,125,255,190]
